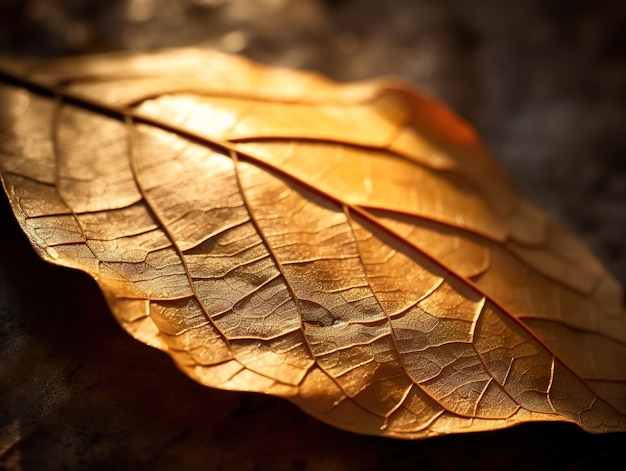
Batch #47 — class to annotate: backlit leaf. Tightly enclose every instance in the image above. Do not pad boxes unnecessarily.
[0,48,624,438]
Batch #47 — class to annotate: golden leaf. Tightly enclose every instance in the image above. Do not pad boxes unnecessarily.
[0,48,624,439]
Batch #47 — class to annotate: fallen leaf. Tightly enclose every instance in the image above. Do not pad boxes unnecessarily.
[0,48,624,439]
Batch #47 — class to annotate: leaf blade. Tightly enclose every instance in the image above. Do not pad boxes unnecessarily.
[0,48,624,438]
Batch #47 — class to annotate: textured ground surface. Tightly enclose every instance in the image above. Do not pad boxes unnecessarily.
[1,0,625,469]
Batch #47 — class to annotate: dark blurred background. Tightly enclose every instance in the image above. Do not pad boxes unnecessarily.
[1,0,625,469]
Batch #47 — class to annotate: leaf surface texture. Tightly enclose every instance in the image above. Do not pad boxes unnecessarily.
[0,48,624,438]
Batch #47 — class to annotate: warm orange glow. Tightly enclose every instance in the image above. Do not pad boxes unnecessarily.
[0,48,624,438]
